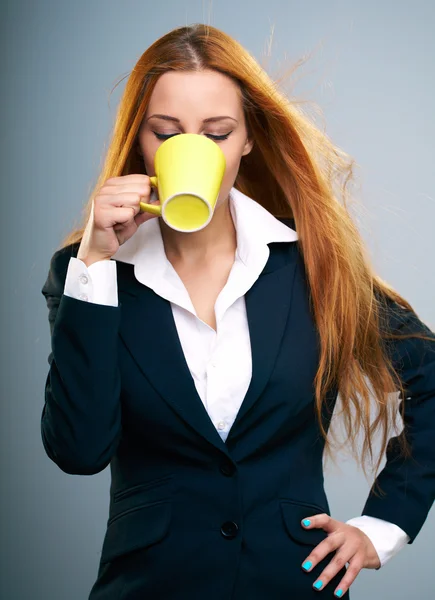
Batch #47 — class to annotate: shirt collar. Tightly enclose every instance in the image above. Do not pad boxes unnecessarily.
[228,186,298,266]
[111,186,298,286]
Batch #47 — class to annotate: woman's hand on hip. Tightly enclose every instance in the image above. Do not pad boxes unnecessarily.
[299,513,381,597]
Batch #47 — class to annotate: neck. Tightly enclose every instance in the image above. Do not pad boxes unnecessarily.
[159,196,237,266]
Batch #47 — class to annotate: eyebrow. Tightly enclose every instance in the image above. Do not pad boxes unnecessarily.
[146,114,238,124]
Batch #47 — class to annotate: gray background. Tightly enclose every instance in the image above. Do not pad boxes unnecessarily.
[2,0,434,598]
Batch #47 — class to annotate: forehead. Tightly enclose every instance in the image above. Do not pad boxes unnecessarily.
[146,70,243,117]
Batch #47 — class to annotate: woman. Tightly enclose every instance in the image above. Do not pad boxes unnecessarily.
[40,24,435,599]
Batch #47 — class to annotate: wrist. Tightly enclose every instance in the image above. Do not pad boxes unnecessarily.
[77,254,112,267]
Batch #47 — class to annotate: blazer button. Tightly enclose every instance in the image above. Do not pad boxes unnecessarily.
[221,521,239,539]
[219,461,236,476]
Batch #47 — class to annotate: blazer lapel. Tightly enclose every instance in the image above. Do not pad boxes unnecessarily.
[117,269,231,457]
[225,242,299,445]
[116,239,299,456]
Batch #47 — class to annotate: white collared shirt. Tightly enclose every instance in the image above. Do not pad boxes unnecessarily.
[62,186,410,567]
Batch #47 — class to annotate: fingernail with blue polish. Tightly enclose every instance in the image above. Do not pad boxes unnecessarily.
[302,560,312,571]
[314,580,323,590]
[335,590,343,598]
[302,519,311,527]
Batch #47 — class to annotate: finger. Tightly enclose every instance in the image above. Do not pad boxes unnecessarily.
[104,174,152,185]
[301,530,344,574]
[98,190,150,211]
[101,182,151,197]
[100,193,143,215]
[134,210,158,226]
[100,205,138,228]
[331,553,365,597]
[311,544,358,594]
[301,513,339,534]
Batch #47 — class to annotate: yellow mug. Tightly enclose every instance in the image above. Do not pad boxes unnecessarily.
[139,133,226,232]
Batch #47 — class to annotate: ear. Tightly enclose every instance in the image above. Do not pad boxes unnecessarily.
[242,137,254,157]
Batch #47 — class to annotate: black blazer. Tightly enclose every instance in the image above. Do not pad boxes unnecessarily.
[41,220,435,599]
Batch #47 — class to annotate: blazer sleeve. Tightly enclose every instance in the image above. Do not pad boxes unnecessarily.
[361,295,435,544]
[40,244,122,475]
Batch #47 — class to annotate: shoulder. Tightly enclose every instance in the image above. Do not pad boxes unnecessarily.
[374,292,435,385]
[375,289,433,337]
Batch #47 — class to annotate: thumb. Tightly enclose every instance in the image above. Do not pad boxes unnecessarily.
[134,210,157,227]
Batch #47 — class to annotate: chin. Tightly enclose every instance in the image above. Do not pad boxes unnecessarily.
[216,193,230,209]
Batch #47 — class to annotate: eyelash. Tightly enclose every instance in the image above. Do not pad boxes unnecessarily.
[152,132,232,142]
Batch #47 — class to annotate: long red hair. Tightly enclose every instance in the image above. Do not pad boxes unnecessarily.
[60,24,434,495]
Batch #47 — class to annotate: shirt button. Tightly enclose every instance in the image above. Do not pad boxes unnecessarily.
[78,293,89,301]
[217,421,226,431]
[79,273,88,284]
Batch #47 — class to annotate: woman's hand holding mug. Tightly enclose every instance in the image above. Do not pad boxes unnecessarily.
[77,174,159,267]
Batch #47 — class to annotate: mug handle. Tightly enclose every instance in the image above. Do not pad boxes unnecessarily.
[139,176,160,214]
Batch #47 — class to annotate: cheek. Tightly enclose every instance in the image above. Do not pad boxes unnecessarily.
[141,150,155,175]
[221,145,244,186]
[137,131,158,174]
[222,144,241,171]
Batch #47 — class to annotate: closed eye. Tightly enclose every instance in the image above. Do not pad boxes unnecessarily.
[153,132,232,141]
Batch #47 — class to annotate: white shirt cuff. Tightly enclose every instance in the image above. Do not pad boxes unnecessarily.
[345,515,410,568]
[64,257,118,307]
